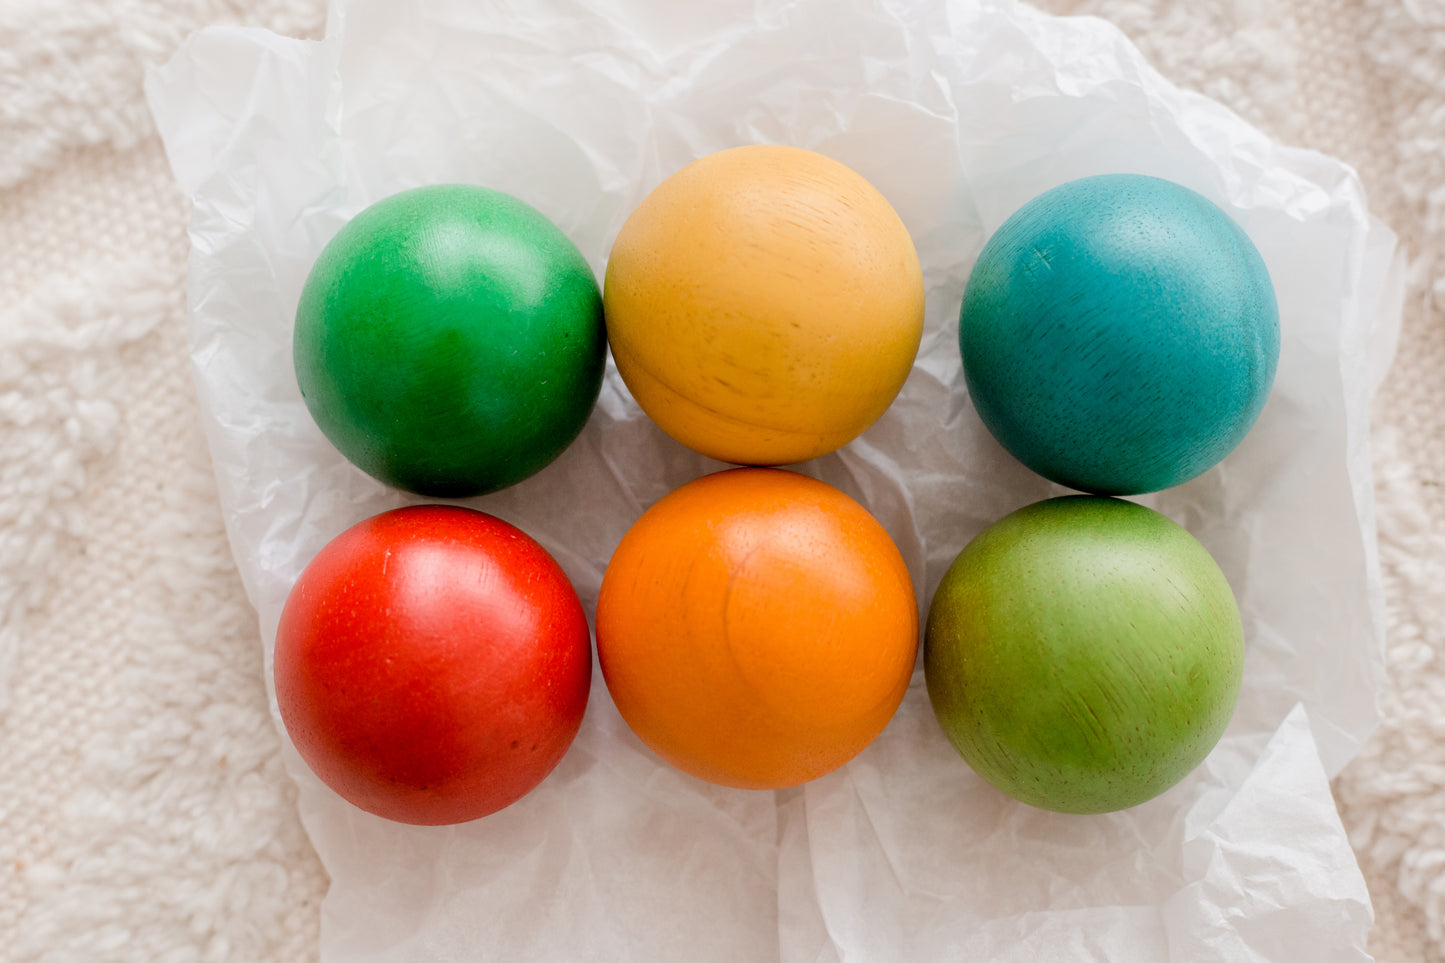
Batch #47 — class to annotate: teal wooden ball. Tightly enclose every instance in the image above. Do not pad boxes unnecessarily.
[294,185,606,497]
[959,174,1279,495]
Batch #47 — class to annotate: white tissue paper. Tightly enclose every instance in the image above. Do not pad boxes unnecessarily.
[146,0,1402,959]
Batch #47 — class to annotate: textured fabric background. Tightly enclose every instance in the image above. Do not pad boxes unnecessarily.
[0,0,1440,960]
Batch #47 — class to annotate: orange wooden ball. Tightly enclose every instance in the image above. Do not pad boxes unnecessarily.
[596,468,918,790]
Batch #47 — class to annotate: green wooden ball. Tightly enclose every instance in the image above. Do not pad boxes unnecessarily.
[294,185,606,497]
[925,496,1244,814]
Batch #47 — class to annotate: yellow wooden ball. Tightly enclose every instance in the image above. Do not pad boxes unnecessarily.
[603,145,925,465]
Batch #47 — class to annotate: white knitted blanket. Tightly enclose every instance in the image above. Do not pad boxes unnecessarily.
[0,1,1441,961]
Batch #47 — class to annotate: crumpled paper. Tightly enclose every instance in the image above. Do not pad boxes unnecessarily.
[146,0,1402,959]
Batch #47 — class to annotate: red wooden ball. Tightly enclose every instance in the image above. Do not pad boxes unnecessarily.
[274,505,592,826]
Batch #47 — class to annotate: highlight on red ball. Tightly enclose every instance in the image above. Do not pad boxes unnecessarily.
[273,505,592,826]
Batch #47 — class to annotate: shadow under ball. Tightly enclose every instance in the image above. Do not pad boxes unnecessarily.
[294,184,606,498]
[959,174,1279,496]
